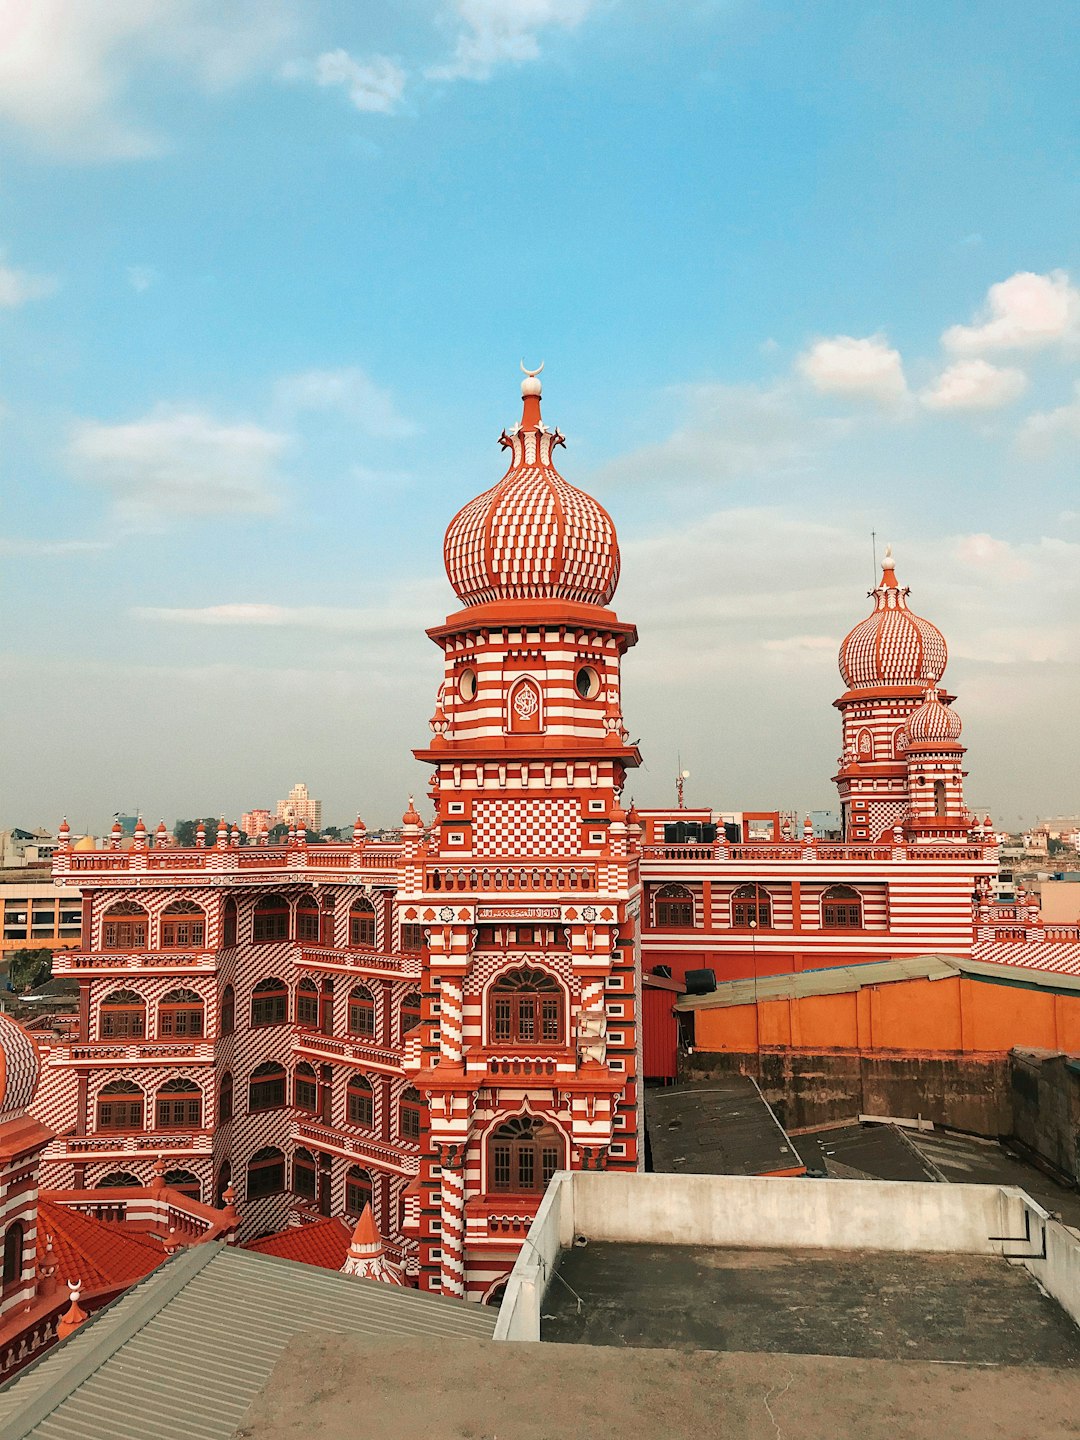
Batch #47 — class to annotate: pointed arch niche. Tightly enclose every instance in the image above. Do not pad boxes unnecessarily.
[507,676,543,735]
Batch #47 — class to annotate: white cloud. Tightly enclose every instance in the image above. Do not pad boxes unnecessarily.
[0,259,58,307]
[311,49,406,114]
[593,382,828,491]
[134,602,428,633]
[68,408,288,527]
[942,270,1080,355]
[276,367,416,437]
[427,0,597,82]
[796,334,908,404]
[920,359,1027,412]
[0,0,296,160]
[0,537,112,556]
[126,264,157,293]
[1018,380,1080,451]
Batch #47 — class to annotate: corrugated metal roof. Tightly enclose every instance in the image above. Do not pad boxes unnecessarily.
[674,953,1080,1012]
[0,1243,497,1440]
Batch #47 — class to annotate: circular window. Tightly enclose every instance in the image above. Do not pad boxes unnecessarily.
[575,666,600,700]
[458,668,477,702]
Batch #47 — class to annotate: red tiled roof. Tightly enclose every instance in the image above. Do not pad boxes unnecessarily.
[37,1198,165,1293]
[244,1218,352,1271]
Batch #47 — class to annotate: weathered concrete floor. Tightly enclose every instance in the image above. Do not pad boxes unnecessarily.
[238,1333,1080,1440]
[542,1242,1080,1366]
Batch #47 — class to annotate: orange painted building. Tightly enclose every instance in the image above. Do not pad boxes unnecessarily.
[681,958,1080,1059]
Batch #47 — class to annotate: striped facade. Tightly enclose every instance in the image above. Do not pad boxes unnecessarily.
[28,373,1079,1310]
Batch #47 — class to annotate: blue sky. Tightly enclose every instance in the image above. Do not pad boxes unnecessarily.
[1,0,1078,832]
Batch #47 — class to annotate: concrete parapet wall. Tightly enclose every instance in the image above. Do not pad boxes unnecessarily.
[495,1170,1077,1342]
[566,1171,1020,1254]
[684,1049,1011,1135]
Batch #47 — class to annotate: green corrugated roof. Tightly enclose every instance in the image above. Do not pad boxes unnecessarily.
[0,1244,497,1440]
[675,953,1080,1011]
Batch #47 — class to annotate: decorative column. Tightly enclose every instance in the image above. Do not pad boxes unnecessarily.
[437,1142,467,1298]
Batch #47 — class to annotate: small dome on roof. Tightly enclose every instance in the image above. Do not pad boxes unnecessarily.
[904,687,963,745]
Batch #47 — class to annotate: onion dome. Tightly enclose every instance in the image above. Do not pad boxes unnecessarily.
[904,686,963,745]
[444,365,620,608]
[838,546,947,690]
[0,1015,40,1115]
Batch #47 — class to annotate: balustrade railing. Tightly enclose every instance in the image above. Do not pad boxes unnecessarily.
[425,862,597,893]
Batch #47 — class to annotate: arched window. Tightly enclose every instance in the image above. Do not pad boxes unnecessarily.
[155,1076,202,1129]
[252,894,289,943]
[294,1062,318,1113]
[96,1171,140,1189]
[399,1086,422,1141]
[934,779,947,814]
[347,1073,373,1128]
[99,989,145,1040]
[160,900,206,949]
[732,883,772,928]
[491,968,563,1046]
[821,885,863,929]
[102,900,148,951]
[163,1169,201,1201]
[655,883,695,928]
[219,1071,233,1123]
[400,923,424,953]
[246,1147,285,1199]
[293,1147,317,1201]
[489,1116,563,1194]
[348,984,375,1038]
[96,1078,143,1131]
[215,1161,231,1208]
[2,1223,23,1288]
[223,897,238,948]
[296,893,321,943]
[345,1165,372,1216]
[221,984,235,1036]
[401,991,422,1038]
[158,988,204,1038]
[251,976,288,1027]
[296,978,319,1028]
[349,897,376,948]
[857,728,874,759]
[249,1062,286,1112]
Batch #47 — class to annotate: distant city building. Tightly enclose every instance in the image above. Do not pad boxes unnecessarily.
[1,880,82,957]
[241,810,272,839]
[116,815,139,838]
[275,784,322,833]
[809,810,842,840]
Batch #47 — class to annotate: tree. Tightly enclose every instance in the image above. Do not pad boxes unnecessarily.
[174,818,230,847]
[7,948,53,993]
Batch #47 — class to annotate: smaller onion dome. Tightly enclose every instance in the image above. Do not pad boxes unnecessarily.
[839,546,948,690]
[0,1015,40,1115]
[905,686,963,744]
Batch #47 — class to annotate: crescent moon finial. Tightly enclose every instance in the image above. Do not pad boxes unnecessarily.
[520,359,544,378]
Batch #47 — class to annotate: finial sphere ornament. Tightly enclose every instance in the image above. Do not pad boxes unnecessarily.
[520,359,544,396]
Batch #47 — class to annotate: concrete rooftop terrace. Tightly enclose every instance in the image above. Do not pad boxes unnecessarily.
[541,1241,1080,1365]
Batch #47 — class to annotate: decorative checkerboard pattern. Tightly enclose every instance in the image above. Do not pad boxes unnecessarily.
[471,798,580,857]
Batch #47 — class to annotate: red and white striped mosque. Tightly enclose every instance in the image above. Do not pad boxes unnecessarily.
[3,368,1076,1335]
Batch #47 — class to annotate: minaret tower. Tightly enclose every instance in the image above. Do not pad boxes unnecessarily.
[402,367,643,1302]
[834,546,961,841]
